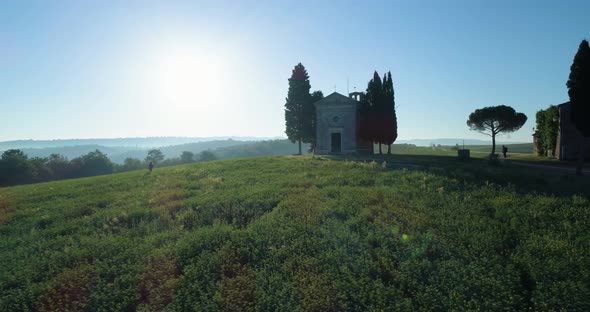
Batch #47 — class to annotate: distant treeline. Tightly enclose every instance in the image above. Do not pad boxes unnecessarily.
[0,149,217,187]
[8,139,304,164]
[0,139,310,187]
[16,140,251,164]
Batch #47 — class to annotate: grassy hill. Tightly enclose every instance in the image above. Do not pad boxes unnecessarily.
[213,139,311,159]
[1,156,589,310]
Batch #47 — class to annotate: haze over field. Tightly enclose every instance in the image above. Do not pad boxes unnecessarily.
[0,137,282,150]
[0,137,530,164]
[0,137,524,151]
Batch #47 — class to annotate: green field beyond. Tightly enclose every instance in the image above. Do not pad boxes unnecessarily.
[1,156,589,311]
[460,143,533,154]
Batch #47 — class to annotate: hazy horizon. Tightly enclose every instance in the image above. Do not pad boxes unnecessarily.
[2,0,589,142]
[0,135,531,144]
[0,136,529,149]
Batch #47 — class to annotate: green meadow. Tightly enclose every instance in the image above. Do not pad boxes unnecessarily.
[385,143,536,159]
[459,143,534,154]
[1,156,589,311]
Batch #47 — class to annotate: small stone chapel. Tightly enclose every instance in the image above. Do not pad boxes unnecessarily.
[314,92,370,154]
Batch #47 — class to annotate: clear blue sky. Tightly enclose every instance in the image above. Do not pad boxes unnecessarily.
[1,0,589,142]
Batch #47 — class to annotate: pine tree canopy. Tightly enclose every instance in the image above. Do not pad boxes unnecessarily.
[467,105,527,135]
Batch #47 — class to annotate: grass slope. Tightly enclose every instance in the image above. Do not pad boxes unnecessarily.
[1,156,589,311]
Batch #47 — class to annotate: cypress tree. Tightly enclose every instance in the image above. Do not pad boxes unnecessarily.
[285,63,312,155]
[566,39,590,175]
[366,71,384,154]
[308,90,324,152]
[359,70,398,155]
[358,92,372,152]
[381,73,388,152]
[384,71,398,154]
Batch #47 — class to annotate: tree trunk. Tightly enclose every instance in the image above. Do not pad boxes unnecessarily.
[491,134,496,156]
[576,137,585,176]
[298,139,302,155]
[379,143,382,155]
[387,144,391,154]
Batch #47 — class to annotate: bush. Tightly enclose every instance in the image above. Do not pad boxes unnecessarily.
[199,150,217,162]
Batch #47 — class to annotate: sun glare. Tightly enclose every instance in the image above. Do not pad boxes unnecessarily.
[152,45,226,112]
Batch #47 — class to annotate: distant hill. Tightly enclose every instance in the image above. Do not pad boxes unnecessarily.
[0,136,282,150]
[2,137,532,164]
[212,140,311,159]
[2,137,528,150]
[13,139,305,164]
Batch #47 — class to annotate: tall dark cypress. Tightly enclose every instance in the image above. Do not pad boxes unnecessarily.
[567,40,590,174]
[366,71,384,154]
[308,90,324,152]
[284,63,312,155]
[358,92,372,152]
[384,71,398,154]
[381,73,389,153]
[358,70,398,154]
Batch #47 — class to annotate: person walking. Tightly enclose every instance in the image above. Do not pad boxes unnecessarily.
[148,161,154,173]
[502,145,508,158]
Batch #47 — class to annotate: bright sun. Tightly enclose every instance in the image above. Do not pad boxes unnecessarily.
[152,45,226,112]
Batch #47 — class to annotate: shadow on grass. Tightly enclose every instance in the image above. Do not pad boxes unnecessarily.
[320,153,590,198]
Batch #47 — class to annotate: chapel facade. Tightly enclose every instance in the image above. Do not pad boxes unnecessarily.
[314,92,371,154]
